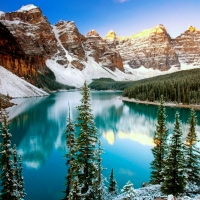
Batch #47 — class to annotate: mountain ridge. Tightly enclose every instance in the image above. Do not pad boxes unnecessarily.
[0,4,200,97]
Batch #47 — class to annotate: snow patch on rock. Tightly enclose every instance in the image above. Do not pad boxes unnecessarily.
[0,11,5,17]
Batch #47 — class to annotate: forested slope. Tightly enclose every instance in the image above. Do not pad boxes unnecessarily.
[89,78,134,90]
[122,68,200,104]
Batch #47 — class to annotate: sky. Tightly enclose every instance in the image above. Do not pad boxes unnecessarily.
[0,0,200,38]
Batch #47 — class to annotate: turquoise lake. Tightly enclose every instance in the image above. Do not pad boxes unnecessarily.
[6,91,200,200]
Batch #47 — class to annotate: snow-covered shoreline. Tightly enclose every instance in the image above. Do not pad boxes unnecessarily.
[120,97,200,110]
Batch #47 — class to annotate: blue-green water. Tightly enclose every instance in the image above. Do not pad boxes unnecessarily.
[7,91,200,200]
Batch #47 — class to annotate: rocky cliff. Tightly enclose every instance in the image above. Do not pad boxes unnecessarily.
[53,21,124,71]
[172,26,200,65]
[85,29,124,71]
[0,21,37,84]
[0,5,75,91]
[0,5,58,73]
[109,25,181,71]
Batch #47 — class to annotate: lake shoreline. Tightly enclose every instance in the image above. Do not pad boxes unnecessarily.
[120,96,200,110]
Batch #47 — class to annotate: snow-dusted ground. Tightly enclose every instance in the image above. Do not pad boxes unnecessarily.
[0,65,48,98]
[114,184,200,200]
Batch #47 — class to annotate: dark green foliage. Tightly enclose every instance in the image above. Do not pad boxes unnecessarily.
[96,141,106,200]
[13,144,19,198]
[108,169,118,196]
[150,96,168,184]
[0,112,26,200]
[122,68,200,104]
[161,112,186,196]
[63,107,76,200]
[75,81,98,199]
[184,109,200,184]
[69,178,82,200]
[18,156,26,199]
[89,78,134,90]
[0,115,16,200]
[37,72,75,91]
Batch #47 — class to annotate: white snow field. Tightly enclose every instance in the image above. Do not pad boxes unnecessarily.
[0,65,48,98]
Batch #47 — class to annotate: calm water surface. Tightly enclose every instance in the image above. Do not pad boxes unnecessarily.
[7,91,200,200]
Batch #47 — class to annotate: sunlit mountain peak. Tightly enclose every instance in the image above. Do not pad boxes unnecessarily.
[131,24,167,39]
[104,30,117,40]
[188,26,199,32]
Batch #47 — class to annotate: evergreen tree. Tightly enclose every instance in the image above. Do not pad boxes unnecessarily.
[95,141,108,200]
[150,95,168,184]
[184,109,200,184]
[108,169,118,196]
[69,178,82,200]
[161,112,186,197]
[0,115,16,199]
[75,81,98,199]
[121,181,135,199]
[18,155,26,200]
[63,106,76,200]
[13,144,19,199]
[0,98,3,121]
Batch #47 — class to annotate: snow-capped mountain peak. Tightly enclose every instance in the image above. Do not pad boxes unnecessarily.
[17,4,38,12]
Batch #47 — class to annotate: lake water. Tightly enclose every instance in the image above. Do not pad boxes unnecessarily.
[6,91,200,200]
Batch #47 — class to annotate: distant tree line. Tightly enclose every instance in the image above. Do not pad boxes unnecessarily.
[123,69,200,104]
[89,78,134,91]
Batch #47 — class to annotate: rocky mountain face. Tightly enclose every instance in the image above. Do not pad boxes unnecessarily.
[0,6,58,73]
[53,21,124,71]
[0,5,74,91]
[0,21,37,84]
[172,26,200,65]
[0,4,200,91]
[84,29,123,71]
[105,25,181,71]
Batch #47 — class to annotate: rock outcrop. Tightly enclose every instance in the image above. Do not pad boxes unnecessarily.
[0,22,37,84]
[115,24,180,70]
[173,26,200,65]
[54,20,86,62]
[53,23,124,71]
[0,5,58,73]
[0,5,71,90]
[84,29,124,71]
